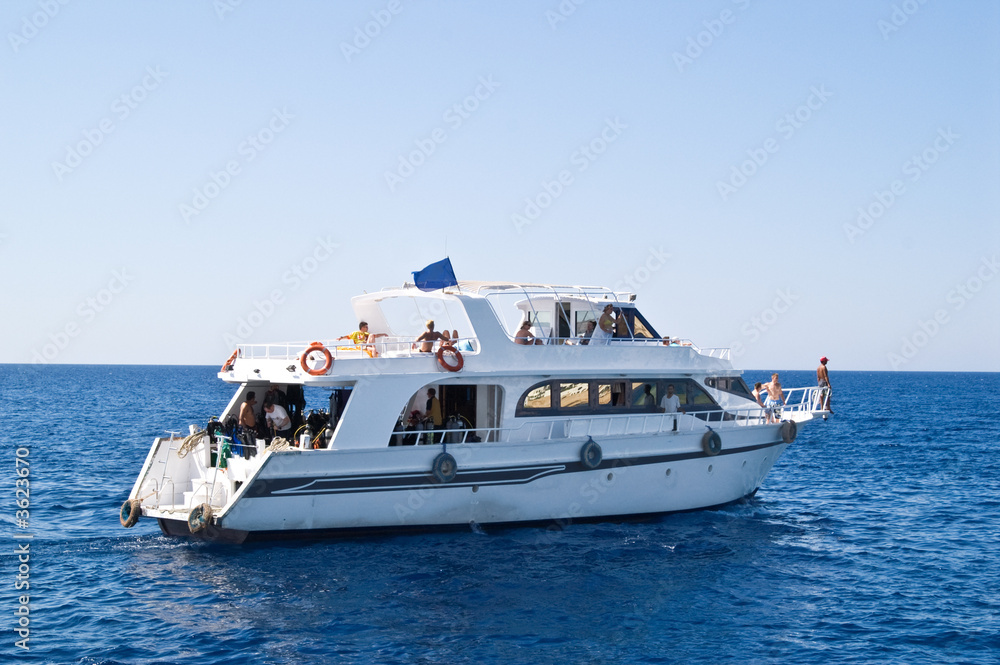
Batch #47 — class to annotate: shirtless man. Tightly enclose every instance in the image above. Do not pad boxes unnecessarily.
[817,356,833,413]
[413,320,445,353]
[762,373,785,423]
[238,391,257,430]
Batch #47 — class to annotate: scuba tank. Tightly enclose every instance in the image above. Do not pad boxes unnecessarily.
[300,424,313,449]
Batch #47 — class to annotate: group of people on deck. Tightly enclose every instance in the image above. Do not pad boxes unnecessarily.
[335,320,465,356]
[515,303,631,346]
[751,358,833,422]
[236,384,305,449]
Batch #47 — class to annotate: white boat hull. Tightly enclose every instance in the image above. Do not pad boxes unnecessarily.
[150,426,790,542]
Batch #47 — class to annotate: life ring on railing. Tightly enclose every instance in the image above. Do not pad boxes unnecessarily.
[119,498,141,528]
[436,344,463,372]
[188,503,214,534]
[221,350,238,373]
[780,420,797,443]
[300,342,333,376]
[702,429,722,456]
[580,437,603,469]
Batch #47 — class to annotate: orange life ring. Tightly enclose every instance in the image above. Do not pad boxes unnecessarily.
[221,350,238,372]
[436,344,463,372]
[300,342,333,376]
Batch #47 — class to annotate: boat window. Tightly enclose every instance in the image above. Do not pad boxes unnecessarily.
[523,383,552,410]
[517,378,720,417]
[527,310,552,340]
[575,311,595,336]
[688,382,714,406]
[559,382,589,409]
[631,309,660,339]
[631,382,657,408]
[706,377,753,399]
[632,316,655,339]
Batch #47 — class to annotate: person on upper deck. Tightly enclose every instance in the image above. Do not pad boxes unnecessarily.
[339,321,387,357]
[579,320,596,345]
[589,304,614,345]
[515,321,543,345]
[614,309,630,339]
[413,320,445,353]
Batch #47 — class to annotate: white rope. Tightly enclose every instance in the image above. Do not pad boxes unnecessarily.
[176,430,207,458]
[267,437,292,451]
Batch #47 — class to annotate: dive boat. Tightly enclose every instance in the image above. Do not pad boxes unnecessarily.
[121,279,830,543]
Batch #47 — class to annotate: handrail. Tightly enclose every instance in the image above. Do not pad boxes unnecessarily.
[234,336,480,363]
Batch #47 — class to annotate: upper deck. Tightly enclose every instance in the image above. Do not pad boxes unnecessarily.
[222,281,734,384]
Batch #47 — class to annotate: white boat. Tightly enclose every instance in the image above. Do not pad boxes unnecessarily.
[121,280,830,542]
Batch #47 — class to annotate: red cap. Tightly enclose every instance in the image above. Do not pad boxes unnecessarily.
[820,356,828,363]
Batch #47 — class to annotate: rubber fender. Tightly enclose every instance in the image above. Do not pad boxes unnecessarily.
[119,499,141,528]
[702,430,722,456]
[780,420,797,443]
[432,452,457,483]
[580,437,603,469]
[188,503,214,534]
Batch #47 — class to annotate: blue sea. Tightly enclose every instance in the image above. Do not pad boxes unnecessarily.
[1,366,998,664]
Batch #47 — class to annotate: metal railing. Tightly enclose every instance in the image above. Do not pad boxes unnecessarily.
[235,336,480,363]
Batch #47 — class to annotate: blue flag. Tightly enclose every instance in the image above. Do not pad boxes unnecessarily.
[413,258,458,292]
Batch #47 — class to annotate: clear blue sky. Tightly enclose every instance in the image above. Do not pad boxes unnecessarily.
[2,1,997,371]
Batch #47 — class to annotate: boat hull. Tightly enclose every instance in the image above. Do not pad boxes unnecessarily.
[153,428,790,542]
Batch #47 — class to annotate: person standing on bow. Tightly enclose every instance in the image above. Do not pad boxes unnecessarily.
[817,356,833,414]
[761,374,785,423]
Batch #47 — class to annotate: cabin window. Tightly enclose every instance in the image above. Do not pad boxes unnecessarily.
[631,382,657,408]
[632,316,655,339]
[559,382,590,409]
[689,383,714,406]
[575,311,595,336]
[595,382,628,407]
[706,377,753,399]
[523,383,552,410]
[516,378,720,417]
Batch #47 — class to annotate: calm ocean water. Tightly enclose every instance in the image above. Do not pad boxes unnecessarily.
[1,365,998,664]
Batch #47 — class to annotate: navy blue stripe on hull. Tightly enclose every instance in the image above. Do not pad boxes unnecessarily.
[244,439,785,499]
[157,489,762,544]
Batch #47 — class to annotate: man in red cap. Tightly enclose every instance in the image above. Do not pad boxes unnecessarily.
[816,357,833,413]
